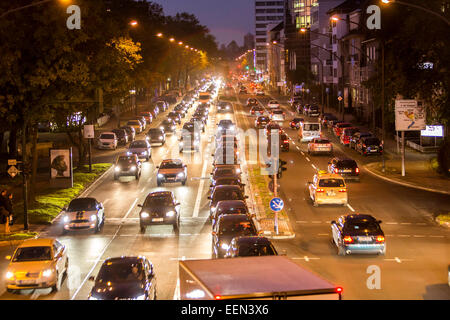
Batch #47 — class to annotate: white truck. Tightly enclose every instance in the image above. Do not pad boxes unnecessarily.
[178,256,342,300]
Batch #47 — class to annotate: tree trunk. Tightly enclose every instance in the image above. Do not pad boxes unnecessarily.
[29,123,39,204]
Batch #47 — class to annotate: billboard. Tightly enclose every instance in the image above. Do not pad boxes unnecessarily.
[50,149,72,179]
[394,100,426,131]
[421,125,444,137]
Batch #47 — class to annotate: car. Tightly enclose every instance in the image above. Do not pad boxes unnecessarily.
[5,238,69,293]
[290,118,304,129]
[174,107,187,119]
[139,111,153,124]
[209,177,245,195]
[307,105,320,117]
[150,105,160,118]
[333,122,353,137]
[224,236,277,258]
[350,132,373,149]
[126,120,143,133]
[265,122,283,136]
[212,214,258,258]
[307,138,333,155]
[340,127,360,146]
[120,126,136,142]
[114,154,141,180]
[127,139,151,161]
[138,191,180,233]
[61,197,105,233]
[307,171,348,207]
[215,134,238,149]
[267,132,289,152]
[270,109,286,122]
[298,122,321,142]
[111,128,128,145]
[210,165,242,182]
[216,119,236,135]
[182,122,201,139]
[167,112,181,124]
[331,214,385,256]
[189,117,205,132]
[211,200,249,229]
[212,149,239,166]
[356,136,383,156]
[255,116,270,129]
[156,100,168,112]
[208,185,248,220]
[217,101,233,113]
[301,104,311,115]
[160,119,176,134]
[132,116,147,130]
[320,113,338,128]
[250,105,265,116]
[146,128,166,146]
[97,132,118,150]
[256,89,265,96]
[267,100,280,109]
[88,256,157,300]
[193,112,207,124]
[157,159,187,186]
[239,87,248,94]
[327,157,360,181]
[246,98,257,107]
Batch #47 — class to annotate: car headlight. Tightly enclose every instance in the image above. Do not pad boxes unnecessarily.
[160,126,164,130]
[179,142,184,146]
[90,215,97,222]
[141,212,149,218]
[42,269,53,278]
[145,136,149,141]
[114,166,121,172]
[126,152,132,155]
[159,136,163,140]
[177,172,184,178]
[141,151,147,155]
[88,296,99,300]
[221,243,229,250]
[130,166,136,171]
[166,211,175,217]
[134,294,146,300]
[211,206,216,212]
[218,126,222,130]
[63,216,69,223]
[5,271,14,280]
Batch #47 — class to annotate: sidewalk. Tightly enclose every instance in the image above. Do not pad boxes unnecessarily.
[267,90,449,195]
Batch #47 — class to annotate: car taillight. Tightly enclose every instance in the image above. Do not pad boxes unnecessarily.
[334,168,338,174]
[343,236,353,243]
[355,167,359,173]
[376,236,385,243]
[336,287,343,294]
[283,140,289,143]
[316,188,324,192]
[339,188,346,192]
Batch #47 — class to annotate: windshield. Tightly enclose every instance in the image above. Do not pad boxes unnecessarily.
[337,160,357,168]
[130,141,148,148]
[217,205,247,214]
[13,246,52,262]
[365,138,381,145]
[318,179,345,188]
[218,219,256,236]
[344,220,381,234]
[68,198,96,211]
[117,156,135,166]
[304,124,320,131]
[96,261,144,283]
[143,195,173,207]
[160,162,183,169]
[100,134,115,140]
[213,189,243,202]
[314,139,330,144]
[238,243,276,256]
[149,129,162,135]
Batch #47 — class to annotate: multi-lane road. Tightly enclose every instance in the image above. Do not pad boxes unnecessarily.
[0,86,449,300]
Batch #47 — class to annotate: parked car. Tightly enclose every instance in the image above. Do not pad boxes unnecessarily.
[132,116,147,130]
[156,100,168,112]
[139,111,153,124]
[333,122,352,137]
[88,256,157,300]
[340,127,360,146]
[112,128,128,145]
[350,132,373,149]
[97,132,118,150]
[320,113,338,128]
[120,126,136,142]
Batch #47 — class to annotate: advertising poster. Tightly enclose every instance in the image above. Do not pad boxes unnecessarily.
[50,149,72,179]
[395,100,426,131]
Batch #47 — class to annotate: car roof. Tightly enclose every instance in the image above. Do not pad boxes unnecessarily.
[213,185,242,191]
[216,200,247,208]
[344,214,377,222]
[18,238,55,248]
[316,172,344,179]
[161,159,182,164]
[104,256,143,264]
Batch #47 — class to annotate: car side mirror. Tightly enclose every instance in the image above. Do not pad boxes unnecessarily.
[211,231,216,236]
[331,220,336,225]
[378,220,382,224]
[245,196,249,199]
[88,276,95,282]
[137,204,142,207]
[5,255,11,260]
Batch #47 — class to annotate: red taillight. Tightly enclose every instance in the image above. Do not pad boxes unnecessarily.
[214,295,222,300]
[334,168,338,174]
[283,140,289,143]
[355,167,360,173]
[336,287,343,293]
[339,188,347,192]
[376,236,385,243]
[316,188,324,192]
[343,236,353,243]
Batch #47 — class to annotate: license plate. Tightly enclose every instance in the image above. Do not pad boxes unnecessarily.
[19,280,36,285]
[358,236,372,242]
[327,191,335,196]
[370,149,377,152]
[152,218,163,222]
[343,170,352,173]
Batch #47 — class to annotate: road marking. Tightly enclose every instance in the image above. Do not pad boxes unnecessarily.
[347,203,355,212]
[296,221,308,223]
[398,235,411,237]
[386,222,398,225]
[429,235,444,238]
[317,233,328,236]
[122,198,138,220]
[192,147,210,218]
[413,235,425,238]
[103,199,110,205]
[311,221,322,224]
[300,151,305,155]
[311,164,317,170]
[305,157,310,162]
[141,187,146,193]
[400,222,411,225]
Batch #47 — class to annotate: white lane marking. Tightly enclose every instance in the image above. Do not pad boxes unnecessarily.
[395,257,402,263]
[400,222,411,225]
[413,235,425,238]
[300,151,305,155]
[122,198,139,220]
[429,235,444,238]
[296,221,308,223]
[317,233,329,236]
[305,157,310,162]
[192,148,210,218]
[347,203,356,212]
[386,222,398,225]
[141,187,146,193]
[311,164,317,170]
[311,221,322,224]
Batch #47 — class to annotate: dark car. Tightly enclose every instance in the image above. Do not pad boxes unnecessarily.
[212,214,258,258]
[88,256,157,300]
[138,191,180,233]
[146,128,166,146]
[156,100,168,112]
[211,166,242,182]
[331,214,385,256]
[255,116,270,129]
[246,98,257,107]
[320,113,338,128]
[179,132,200,153]
[120,126,136,142]
[250,105,265,116]
[208,185,248,220]
[217,101,233,113]
[160,119,176,134]
[209,177,245,195]
[224,236,278,258]
[327,157,360,181]
[112,128,128,145]
[193,112,207,124]
[350,132,373,149]
[211,200,249,228]
[356,136,383,156]
[290,118,304,129]
[267,132,289,152]
[167,112,181,124]
[212,150,239,166]
[182,122,201,139]
[114,154,142,180]
[307,105,320,117]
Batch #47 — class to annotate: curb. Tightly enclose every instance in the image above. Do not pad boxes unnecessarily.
[0,233,39,248]
[363,164,450,196]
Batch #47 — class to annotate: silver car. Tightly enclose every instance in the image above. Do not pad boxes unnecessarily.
[61,197,105,234]
[127,140,152,161]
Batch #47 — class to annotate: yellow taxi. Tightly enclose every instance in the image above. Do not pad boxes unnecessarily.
[307,171,348,207]
[5,238,69,293]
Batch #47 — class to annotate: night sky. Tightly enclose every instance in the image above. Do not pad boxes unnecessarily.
[153,0,254,47]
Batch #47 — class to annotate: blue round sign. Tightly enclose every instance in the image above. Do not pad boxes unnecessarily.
[270,197,284,212]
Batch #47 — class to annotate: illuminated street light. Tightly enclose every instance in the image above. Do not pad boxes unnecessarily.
[156,33,163,37]
[169,38,175,42]
[178,41,183,45]
[129,20,138,27]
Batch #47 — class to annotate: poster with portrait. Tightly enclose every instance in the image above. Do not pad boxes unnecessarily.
[50,149,72,179]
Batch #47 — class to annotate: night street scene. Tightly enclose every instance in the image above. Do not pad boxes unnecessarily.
[0,0,449,308]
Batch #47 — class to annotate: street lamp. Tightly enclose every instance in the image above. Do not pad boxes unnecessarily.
[0,0,70,19]
[381,0,450,27]
[129,20,138,27]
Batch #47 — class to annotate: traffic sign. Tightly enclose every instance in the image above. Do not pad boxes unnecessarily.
[7,165,19,178]
[8,159,17,166]
[337,96,343,101]
[269,197,284,212]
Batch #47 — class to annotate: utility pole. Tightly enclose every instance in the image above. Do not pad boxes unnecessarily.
[381,40,386,173]
[22,121,28,231]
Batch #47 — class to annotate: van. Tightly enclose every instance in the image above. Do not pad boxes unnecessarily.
[298,122,321,143]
